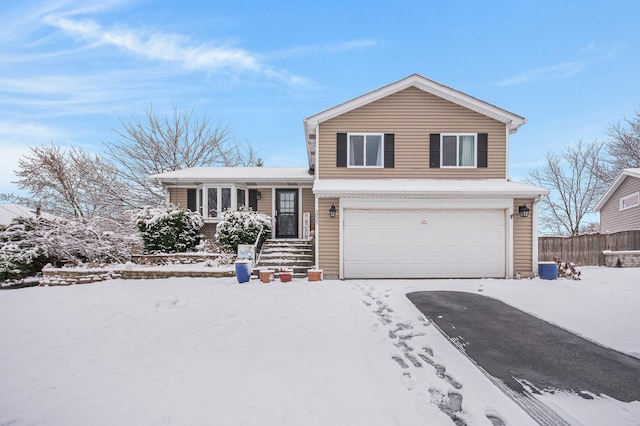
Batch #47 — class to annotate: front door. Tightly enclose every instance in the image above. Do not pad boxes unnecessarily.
[275,189,298,238]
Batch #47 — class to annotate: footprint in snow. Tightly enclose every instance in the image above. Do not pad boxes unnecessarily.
[392,355,409,369]
[486,413,505,426]
[404,352,422,368]
[401,372,415,390]
[418,353,435,367]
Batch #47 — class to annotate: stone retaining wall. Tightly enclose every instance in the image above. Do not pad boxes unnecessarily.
[131,253,223,265]
[41,268,234,286]
[602,250,640,268]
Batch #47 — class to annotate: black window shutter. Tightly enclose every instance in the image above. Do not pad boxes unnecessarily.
[477,133,488,168]
[187,189,197,212]
[248,189,258,211]
[384,133,394,168]
[336,133,348,167]
[429,133,440,168]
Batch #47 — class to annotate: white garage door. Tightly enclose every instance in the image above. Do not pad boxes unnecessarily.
[343,209,506,279]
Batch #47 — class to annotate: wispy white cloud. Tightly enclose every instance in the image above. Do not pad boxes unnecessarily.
[42,14,310,87]
[266,39,380,59]
[495,62,584,87]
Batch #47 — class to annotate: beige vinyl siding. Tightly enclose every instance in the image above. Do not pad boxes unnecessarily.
[169,188,188,208]
[317,198,339,277]
[600,177,640,233]
[318,86,507,179]
[301,187,314,226]
[255,188,273,216]
[513,198,534,277]
[201,223,217,241]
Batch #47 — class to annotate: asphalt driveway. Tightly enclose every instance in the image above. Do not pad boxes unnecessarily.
[407,291,640,402]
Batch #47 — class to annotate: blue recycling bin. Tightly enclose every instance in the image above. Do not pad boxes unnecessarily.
[235,260,252,283]
[538,261,558,280]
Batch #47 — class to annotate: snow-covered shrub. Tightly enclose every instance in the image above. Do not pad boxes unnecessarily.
[0,218,49,281]
[132,204,203,254]
[0,215,137,281]
[43,216,137,265]
[215,210,272,253]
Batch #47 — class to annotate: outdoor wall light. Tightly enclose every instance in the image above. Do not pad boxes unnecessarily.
[518,204,530,218]
[256,191,262,200]
[329,204,337,218]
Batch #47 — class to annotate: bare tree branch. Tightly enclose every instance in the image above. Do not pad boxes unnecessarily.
[600,109,640,183]
[105,104,260,204]
[524,140,609,236]
[10,145,133,219]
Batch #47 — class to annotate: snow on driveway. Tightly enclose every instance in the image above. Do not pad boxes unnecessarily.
[0,266,638,425]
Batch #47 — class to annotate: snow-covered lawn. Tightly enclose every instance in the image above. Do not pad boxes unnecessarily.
[1,267,638,425]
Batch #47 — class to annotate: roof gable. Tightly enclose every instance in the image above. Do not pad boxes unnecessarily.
[594,168,640,211]
[303,74,527,165]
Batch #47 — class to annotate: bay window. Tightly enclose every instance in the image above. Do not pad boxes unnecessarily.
[197,185,249,219]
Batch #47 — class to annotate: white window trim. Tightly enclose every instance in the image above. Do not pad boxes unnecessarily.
[347,132,384,168]
[440,133,477,168]
[197,184,249,221]
[620,191,640,211]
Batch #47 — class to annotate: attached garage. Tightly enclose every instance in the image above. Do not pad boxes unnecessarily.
[343,208,506,278]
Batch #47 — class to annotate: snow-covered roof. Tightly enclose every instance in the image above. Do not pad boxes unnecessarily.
[0,204,56,227]
[313,179,549,199]
[594,168,640,212]
[150,167,314,186]
[303,74,527,166]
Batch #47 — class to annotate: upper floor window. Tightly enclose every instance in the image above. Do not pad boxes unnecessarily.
[620,192,639,211]
[348,133,383,167]
[441,133,476,168]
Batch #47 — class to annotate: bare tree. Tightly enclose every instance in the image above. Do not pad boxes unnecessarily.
[105,104,260,204]
[10,145,133,219]
[603,109,640,183]
[525,140,609,236]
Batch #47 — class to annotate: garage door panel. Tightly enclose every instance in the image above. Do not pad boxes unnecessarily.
[344,208,506,279]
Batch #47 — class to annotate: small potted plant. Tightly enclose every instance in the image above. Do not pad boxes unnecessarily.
[279,267,293,282]
[307,268,323,282]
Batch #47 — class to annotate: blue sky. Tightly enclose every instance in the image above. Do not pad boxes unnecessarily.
[1,0,639,195]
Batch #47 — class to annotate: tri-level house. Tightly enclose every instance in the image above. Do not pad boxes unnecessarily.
[151,74,549,279]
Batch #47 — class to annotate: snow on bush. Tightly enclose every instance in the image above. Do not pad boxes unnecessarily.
[0,218,48,281]
[0,215,136,281]
[132,204,203,254]
[44,216,138,265]
[215,210,272,253]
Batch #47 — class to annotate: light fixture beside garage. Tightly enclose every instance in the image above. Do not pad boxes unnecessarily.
[256,191,262,200]
[329,204,337,218]
[518,204,530,218]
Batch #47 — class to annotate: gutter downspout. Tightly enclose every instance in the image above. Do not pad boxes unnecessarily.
[532,195,544,276]
[314,123,320,270]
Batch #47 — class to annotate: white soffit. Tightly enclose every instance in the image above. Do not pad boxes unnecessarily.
[313,179,549,199]
[150,167,314,185]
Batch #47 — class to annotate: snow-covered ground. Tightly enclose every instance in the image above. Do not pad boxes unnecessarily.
[1,266,638,425]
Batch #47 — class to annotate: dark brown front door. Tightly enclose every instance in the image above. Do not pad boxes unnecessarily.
[275,189,298,238]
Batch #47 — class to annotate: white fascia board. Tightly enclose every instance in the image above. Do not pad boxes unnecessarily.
[594,168,640,212]
[304,74,527,135]
[313,179,549,199]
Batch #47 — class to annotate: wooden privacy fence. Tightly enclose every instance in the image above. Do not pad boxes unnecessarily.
[538,230,640,266]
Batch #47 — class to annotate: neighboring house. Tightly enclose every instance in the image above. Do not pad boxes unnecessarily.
[594,168,640,233]
[0,204,56,229]
[151,74,549,279]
